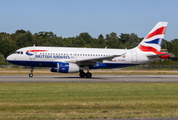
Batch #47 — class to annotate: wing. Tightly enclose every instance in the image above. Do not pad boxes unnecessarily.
[65,53,126,66]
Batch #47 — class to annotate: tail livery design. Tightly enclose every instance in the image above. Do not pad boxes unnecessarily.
[137,22,169,58]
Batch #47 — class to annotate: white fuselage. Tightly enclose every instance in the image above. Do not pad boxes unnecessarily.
[6,46,151,68]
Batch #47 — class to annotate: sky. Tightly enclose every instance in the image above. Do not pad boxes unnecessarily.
[0,0,177,41]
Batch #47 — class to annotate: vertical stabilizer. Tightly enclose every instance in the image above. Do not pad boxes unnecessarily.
[137,22,168,52]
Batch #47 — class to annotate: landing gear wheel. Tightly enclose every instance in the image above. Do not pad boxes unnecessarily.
[86,72,92,78]
[29,73,33,77]
[79,72,86,78]
[29,66,34,78]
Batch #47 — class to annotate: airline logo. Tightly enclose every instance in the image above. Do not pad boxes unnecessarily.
[26,50,48,56]
[145,26,166,40]
[137,22,167,54]
[144,26,166,47]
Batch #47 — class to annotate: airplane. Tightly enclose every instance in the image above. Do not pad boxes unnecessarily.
[6,22,170,78]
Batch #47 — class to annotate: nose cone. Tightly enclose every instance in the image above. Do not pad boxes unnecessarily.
[6,55,13,62]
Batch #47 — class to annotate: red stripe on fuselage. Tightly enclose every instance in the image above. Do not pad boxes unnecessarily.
[26,50,48,53]
[145,26,166,39]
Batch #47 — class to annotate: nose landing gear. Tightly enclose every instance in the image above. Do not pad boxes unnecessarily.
[29,66,34,77]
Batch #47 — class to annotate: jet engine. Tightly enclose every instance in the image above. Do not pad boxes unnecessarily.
[50,63,80,73]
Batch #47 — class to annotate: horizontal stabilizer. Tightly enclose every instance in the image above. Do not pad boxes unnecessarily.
[147,53,170,59]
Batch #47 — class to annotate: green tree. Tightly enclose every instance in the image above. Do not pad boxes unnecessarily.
[106,32,118,43]
[98,34,104,39]
[171,39,178,60]
[0,39,17,58]
[56,36,64,47]
[127,33,140,48]
[15,29,26,34]
[161,39,173,53]
[78,32,92,44]
[119,33,129,44]
[105,32,125,48]
[0,54,6,65]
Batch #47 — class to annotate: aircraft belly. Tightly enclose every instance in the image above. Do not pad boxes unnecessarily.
[8,60,58,67]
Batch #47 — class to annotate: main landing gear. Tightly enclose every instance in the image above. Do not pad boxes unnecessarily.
[79,71,92,78]
[29,66,34,77]
[79,66,92,78]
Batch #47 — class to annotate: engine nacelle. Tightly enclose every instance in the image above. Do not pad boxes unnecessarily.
[50,63,80,73]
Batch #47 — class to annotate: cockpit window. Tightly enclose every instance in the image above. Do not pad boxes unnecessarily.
[14,51,23,54]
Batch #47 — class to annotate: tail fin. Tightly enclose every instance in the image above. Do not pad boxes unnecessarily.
[137,22,168,52]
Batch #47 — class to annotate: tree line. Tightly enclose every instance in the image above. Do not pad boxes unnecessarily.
[0,29,178,64]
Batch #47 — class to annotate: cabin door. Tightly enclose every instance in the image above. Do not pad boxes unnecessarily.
[131,51,137,62]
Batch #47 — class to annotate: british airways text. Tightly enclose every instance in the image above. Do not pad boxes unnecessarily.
[35,55,70,59]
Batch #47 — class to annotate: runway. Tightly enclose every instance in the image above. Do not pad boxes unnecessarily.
[0,75,178,82]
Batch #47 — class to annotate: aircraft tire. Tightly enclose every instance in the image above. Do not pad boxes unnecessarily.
[29,73,33,77]
[79,72,86,78]
[86,72,92,78]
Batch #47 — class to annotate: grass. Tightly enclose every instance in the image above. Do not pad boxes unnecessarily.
[0,82,178,120]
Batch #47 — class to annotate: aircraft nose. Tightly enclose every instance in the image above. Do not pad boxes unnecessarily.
[6,55,12,61]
